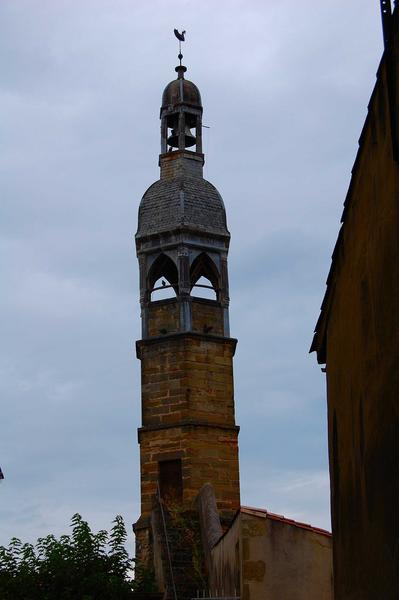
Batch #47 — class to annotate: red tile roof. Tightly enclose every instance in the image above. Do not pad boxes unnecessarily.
[241,506,332,538]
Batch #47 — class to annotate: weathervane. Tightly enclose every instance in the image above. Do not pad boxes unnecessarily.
[174,28,186,66]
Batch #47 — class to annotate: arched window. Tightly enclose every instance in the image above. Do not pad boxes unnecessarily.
[191,276,217,300]
[148,254,178,301]
[190,253,219,301]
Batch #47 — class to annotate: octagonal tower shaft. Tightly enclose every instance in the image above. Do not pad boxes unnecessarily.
[133,63,240,564]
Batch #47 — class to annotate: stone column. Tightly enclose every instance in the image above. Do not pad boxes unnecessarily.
[178,245,192,331]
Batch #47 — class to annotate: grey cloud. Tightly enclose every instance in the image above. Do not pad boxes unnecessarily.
[0,0,383,547]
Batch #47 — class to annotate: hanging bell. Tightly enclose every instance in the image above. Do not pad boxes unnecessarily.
[167,125,196,149]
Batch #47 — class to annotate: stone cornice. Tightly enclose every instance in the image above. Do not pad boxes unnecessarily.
[136,331,237,359]
[138,421,240,443]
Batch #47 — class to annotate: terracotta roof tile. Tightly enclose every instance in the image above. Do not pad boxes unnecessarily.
[241,505,332,538]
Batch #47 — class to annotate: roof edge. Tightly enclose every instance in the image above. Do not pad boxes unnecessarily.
[241,506,332,538]
[310,11,399,363]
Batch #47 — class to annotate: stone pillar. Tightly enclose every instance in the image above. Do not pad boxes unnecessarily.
[178,112,185,150]
[178,245,192,331]
[160,117,167,154]
[196,114,203,154]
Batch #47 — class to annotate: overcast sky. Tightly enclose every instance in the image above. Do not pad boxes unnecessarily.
[1,0,383,555]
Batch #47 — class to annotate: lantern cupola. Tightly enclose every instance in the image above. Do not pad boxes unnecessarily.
[161,62,203,153]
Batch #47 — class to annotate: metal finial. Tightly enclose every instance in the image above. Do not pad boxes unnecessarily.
[174,29,186,66]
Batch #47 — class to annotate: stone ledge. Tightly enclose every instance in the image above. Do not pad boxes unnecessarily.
[136,332,237,358]
[138,421,240,443]
[158,149,204,164]
[135,224,231,245]
[147,296,220,307]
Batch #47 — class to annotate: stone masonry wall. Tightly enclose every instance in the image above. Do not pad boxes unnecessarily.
[148,300,179,337]
[159,151,203,180]
[138,424,239,520]
[137,333,240,522]
[139,335,236,427]
[191,299,224,336]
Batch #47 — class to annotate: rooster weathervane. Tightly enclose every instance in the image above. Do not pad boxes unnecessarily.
[174,28,186,66]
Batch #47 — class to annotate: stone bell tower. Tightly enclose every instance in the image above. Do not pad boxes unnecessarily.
[133,56,240,562]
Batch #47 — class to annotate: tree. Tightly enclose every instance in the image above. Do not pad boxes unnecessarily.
[0,513,154,599]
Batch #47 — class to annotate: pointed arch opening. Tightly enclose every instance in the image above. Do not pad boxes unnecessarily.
[148,254,178,301]
[190,253,219,301]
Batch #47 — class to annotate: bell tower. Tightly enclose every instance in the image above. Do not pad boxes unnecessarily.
[133,53,240,564]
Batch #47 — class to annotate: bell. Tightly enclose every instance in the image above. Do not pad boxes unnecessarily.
[167,125,196,149]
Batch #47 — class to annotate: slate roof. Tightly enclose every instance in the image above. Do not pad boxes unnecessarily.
[136,175,229,238]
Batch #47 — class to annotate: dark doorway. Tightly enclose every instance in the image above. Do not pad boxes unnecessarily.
[159,459,183,504]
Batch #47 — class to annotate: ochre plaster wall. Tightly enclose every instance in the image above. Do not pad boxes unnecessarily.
[321,24,399,600]
[211,512,332,600]
[244,516,332,600]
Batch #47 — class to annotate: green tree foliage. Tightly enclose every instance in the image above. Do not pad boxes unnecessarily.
[0,513,154,599]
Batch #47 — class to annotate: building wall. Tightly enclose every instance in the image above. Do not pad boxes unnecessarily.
[210,511,332,600]
[210,513,240,597]
[313,13,399,599]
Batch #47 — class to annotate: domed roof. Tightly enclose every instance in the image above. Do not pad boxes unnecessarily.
[161,67,202,109]
[136,175,228,238]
